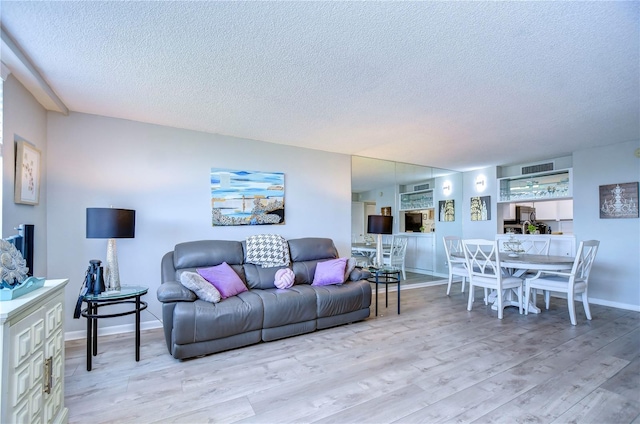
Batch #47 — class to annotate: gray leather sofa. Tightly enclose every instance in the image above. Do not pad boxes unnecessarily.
[157,237,372,359]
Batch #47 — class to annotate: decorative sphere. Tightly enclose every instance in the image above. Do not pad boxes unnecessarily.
[274,268,295,289]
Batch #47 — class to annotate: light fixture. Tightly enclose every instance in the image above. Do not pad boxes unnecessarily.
[442,181,452,196]
[367,215,393,268]
[475,175,486,192]
[86,208,136,292]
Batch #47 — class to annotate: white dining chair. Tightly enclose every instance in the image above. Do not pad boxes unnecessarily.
[524,240,600,325]
[498,235,551,255]
[463,239,523,319]
[383,235,408,279]
[443,236,468,295]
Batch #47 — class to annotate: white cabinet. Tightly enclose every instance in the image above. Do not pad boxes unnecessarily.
[548,236,576,256]
[533,200,573,221]
[0,279,69,424]
[404,234,435,272]
[557,200,573,220]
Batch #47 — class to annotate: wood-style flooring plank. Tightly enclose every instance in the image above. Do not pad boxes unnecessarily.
[64,282,640,424]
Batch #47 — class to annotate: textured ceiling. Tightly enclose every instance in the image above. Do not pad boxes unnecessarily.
[1,1,638,173]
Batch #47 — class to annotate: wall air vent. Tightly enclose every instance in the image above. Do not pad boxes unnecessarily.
[414,183,430,191]
[522,162,554,175]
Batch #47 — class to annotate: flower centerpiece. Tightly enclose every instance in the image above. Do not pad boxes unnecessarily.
[0,239,44,300]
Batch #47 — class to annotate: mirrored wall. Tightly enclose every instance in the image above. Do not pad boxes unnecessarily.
[351,156,463,278]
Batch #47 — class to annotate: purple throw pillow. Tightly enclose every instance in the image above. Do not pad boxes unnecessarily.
[312,258,348,286]
[197,262,248,299]
[274,268,295,289]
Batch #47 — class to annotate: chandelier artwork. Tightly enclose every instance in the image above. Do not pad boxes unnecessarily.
[599,182,639,219]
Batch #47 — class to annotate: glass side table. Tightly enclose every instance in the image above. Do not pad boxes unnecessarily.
[81,285,148,371]
[367,267,402,316]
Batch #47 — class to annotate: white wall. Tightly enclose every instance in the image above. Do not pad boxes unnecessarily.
[433,173,464,276]
[572,140,640,310]
[2,75,48,276]
[461,145,640,311]
[3,76,353,335]
[43,112,353,333]
[461,167,498,239]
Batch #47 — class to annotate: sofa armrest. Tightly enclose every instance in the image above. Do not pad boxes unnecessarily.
[349,268,372,281]
[157,281,197,303]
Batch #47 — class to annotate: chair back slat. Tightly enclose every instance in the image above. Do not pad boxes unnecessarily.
[573,240,600,280]
[389,236,408,258]
[443,236,464,263]
[463,239,500,278]
[498,236,550,255]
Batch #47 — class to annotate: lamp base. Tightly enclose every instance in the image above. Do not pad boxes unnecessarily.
[375,234,383,268]
[105,239,121,292]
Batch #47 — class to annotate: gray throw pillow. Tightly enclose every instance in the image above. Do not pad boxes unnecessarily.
[344,257,357,281]
[180,271,222,303]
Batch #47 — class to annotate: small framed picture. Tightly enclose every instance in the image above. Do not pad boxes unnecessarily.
[14,140,41,205]
[470,196,491,221]
[439,200,455,222]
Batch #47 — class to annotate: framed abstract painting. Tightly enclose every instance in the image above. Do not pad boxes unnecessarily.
[211,168,285,226]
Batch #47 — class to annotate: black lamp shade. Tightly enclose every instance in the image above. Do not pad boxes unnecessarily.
[86,208,136,239]
[367,215,393,235]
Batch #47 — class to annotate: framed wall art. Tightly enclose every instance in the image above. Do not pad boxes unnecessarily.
[439,200,455,222]
[14,140,41,205]
[470,196,491,221]
[599,182,638,219]
[210,168,285,226]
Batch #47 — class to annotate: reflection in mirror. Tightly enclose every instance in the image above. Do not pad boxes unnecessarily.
[351,156,462,280]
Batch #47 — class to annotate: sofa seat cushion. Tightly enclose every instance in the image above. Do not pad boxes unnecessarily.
[172,291,263,345]
[312,280,372,318]
[253,285,318,329]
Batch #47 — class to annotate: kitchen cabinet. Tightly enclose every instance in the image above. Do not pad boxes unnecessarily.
[0,279,69,424]
[400,190,433,210]
[403,234,435,272]
[533,200,573,221]
[498,169,572,203]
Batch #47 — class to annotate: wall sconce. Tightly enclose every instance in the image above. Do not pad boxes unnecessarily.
[475,175,487,192]
[442,181,452,196]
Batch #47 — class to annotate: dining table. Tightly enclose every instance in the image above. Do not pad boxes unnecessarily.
[453,251,575,314]
[351,242,390,265]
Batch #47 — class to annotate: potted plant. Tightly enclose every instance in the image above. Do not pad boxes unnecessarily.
[527,224,538,234]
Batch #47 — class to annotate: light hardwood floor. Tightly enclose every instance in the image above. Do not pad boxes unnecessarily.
[65,282,640,423]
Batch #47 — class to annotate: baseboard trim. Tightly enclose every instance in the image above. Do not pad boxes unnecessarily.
[64,284,638,340]
[65,320,163,341]
[527,291,640,312]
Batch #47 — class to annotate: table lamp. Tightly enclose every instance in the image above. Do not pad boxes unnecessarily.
[367,215,393,268]
[86,208,136,292]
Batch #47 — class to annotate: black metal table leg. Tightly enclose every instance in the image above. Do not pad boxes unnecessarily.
[86,303,92,371]
[92,303,98,356]
[375,276,379,316]
[135,295,141,361]
[397,271,401,314]
[385,276,389,307]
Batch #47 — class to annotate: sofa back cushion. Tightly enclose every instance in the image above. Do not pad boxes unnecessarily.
[243,264,284,289]
[173,240,245,282]
[239,240,282,289]
[288,238,338,284]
